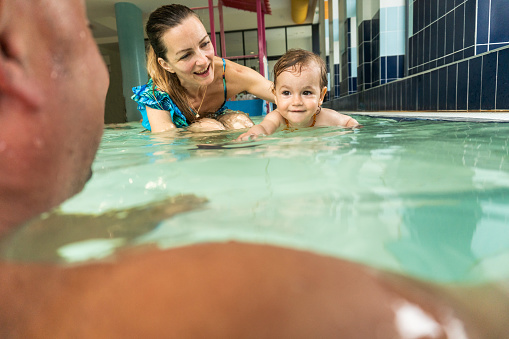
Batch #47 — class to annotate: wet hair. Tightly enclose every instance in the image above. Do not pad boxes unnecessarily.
[145,4,200,122]
[272,49,327,90]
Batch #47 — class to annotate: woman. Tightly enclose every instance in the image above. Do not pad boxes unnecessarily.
[132,4,275,133]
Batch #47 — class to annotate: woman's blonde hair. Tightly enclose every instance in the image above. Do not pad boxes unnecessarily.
[145,4,200,123]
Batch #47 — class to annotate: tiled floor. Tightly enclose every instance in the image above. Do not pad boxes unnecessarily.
[348,111,509,122]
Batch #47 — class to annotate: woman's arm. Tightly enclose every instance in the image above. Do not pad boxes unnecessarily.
[146,107,177,133]
[225,60,275,103]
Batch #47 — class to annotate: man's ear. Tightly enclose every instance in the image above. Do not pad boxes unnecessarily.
[157,57,174,73]
[319,87,327,105]
[0,34,43,110]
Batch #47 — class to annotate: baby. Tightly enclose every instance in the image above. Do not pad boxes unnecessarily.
[237,49,358,141]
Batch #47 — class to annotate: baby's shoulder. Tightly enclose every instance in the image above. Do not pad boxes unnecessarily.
[317,108,357,127]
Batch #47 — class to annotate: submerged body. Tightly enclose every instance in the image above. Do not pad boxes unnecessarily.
[1,242,508,338]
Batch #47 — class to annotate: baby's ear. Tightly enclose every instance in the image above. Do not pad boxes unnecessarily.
[319,87,327,104]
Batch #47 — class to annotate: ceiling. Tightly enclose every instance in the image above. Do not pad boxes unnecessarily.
[86,0,319,44]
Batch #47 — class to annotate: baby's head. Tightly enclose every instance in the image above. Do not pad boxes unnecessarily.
[273,49,327,90]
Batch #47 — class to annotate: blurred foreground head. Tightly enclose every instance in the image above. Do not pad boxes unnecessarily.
[0,0,109,235]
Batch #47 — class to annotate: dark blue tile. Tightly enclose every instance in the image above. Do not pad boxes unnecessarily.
[446,0,455,12]
[412,36,418,68]
[372,36,379,60]
[464,0,476,47]
[438,66,448,109]
[453,50,463,62]
[477,0,490,44]
[431,0,438,23]
[387,56,398,79]
[464,46,475,58]
[431,22,438,60]
[438,17,446,57]
[430,69,439,110]
[496,47,509,109]
[413,9,419,34]
[447,64,457,110]
[454,4,464,52]
[438,0,446,18]
[422,27,430,64]
[417,75,424,110]
[457,60,468,110]
[364,20,371,41]
[476,45,488,54]
[468,56,482,110]
[445,55,454,64]
[398,55,405,78]
[347,32,351,47]
[417,32,423,66]
[490,0,509,44]
[481,52,497,110]
[381,56,386,81]
[410,76,417,110]
[490,43,509,51]
[364,43,371,63]
[425,0,431,27]
[437,57,445,67]
[364,63,371,84]
[419,0,425,31]
[445,12,454,55]
[424,72,431,110]
[373,58,380,82]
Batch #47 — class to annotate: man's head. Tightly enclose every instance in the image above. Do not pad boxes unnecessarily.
[0,0,109,235]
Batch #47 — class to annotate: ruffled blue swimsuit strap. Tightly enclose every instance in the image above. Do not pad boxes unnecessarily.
[222,58,227,103]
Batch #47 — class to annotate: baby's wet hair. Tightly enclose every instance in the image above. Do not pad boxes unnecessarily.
[272,49,327,89]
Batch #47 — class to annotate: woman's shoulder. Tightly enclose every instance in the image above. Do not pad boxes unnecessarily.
[132,79,170,105]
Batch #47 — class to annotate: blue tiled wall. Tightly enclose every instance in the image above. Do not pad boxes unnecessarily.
[408,0,475,75]
[327,45,509,111]
[357,11,380,91]
[340,18,358,96]
[328,0,509,111]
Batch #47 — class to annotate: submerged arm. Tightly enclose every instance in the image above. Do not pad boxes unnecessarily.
[146,107,177,133]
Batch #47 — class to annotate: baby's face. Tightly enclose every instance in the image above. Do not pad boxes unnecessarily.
[274,63,325,127]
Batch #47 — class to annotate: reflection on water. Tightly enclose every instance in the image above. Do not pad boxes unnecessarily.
[4,116,509,283]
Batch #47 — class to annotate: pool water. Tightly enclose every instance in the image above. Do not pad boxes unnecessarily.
[3,116,509,284]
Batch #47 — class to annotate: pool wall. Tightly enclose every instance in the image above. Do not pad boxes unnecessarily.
[325,0,509,113]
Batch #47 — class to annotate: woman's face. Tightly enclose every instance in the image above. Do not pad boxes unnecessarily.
[158,16,215,88]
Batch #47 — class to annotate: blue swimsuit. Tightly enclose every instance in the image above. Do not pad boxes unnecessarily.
[131,59,228,131]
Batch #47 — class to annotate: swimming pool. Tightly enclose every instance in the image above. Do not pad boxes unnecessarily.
[3,115,509,285]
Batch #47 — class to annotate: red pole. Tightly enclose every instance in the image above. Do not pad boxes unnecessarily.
[208,0,217,55]
[256,0,265,77]
[218,0,226,57]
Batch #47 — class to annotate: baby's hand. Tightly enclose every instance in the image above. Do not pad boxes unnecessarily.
[236,132,257,142]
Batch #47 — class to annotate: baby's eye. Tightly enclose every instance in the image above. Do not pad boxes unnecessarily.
[303,90,313,95]
[281,90,291,96]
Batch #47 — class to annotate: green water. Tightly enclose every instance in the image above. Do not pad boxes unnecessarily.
[4,116,509,283]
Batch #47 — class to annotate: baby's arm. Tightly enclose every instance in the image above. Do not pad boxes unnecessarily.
[320,108,359,128]
[236,111,283,141]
